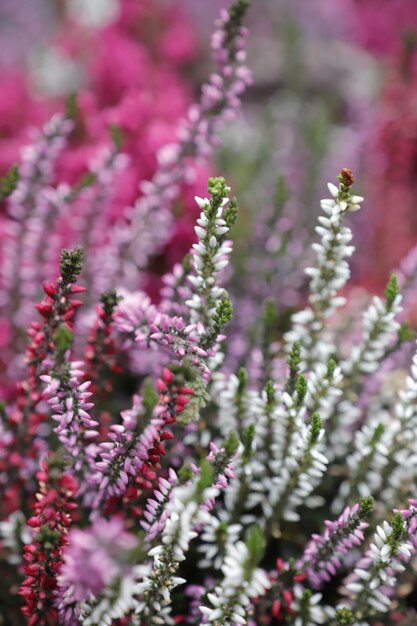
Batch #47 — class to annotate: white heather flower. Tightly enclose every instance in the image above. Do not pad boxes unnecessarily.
[341,514,415,617]
[186,190,234,331]
[198,516,242,569]
[199,540,270,625]
[305,361,343,423]
[285,179,363,369]
[0,512,31,565]
[292,585,326,625]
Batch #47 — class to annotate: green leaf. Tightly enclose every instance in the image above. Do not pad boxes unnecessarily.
[0,164,20,200]
[264,380,276,405]
[245,524,265,564]
[295,374,307,406]
[335,608,355,625]
[224,196,239,227]
[391,512,405,542]
[179,464,193,483]
[384,273,400,309]
[358,496,374,517]
[142,378,158,415]
[242,424,255,462]
[309,412,322,442]
[53,325,73,352]
[326,358,337,379]
[286,341,301,394]
[100,289,121,317]
[224,432,240,457]
[197,460,214,493]
[398,322,414,343]
[109,124,123,150]
[65,92,78,120]
[208,176,228,200]
[274,174,290,208]
[237,367,248,394]
[225,0,250,46]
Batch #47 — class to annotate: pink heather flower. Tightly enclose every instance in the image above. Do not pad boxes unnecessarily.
[0,0,201,364]
[301,502,370,589]
[56,517,136,611]
[41,363,97,475]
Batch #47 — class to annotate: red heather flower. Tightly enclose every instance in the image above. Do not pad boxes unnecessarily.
[0,250,85,517]
[256,560,306,625]
[93,368,193,516]
[20,460,78,626]
[22,246,85,403]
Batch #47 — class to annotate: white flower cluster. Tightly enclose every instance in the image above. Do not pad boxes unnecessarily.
[199,540,270,625]
[248,386,308,520]
[207,374,269,524]
[379,348,417,502]
[329,291,402,458]
[80,568,142,626]
[0,511,30,565]
[335,340,417,513]
[344,293,402,379]
[186,193,233,328]
[223,455,259,525]
[231,383,328,526]
[135,450,235,622]
[285,182,363,367]
[212,372,264,439]
[134,480,210,620]
[344,520,414,615]
[291,585,326,626]
[269,387,307,475]
[236,385,285,518]
[333,419,385,513]
[354,346,417,507]
[305,361,343,423]
[198,516,242,570]
[272,417,328,522]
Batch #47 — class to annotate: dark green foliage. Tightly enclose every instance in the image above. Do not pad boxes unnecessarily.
[326,358,337,379]
[65,92,78,120]
[398,321,414,343]
[245,524,265,567]
[0,164,20,200]
[197,460,214,494]
[224,0,250,47]
[224,196,239,227]
[52,326,73,354]
[384,273,400,309]
[286,341,301,395]
[358,496,374,517]
[295,373,307,406]
[309,412,322,442]
[224,432,240,457]
[335,607,355,625]
[100,289,121,317]
[59,247,84,284]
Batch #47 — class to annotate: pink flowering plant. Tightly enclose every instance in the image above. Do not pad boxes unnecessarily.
[3,2,417,626]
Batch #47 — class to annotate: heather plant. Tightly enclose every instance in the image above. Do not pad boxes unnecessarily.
[0,0,251,386]
[3,166,417,624]
[3,2,417,626]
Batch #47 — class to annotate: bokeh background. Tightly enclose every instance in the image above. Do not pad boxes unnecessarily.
[2,0,417,299]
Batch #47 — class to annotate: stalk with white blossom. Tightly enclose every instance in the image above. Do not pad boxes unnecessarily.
[285,168,363,368]
[341,508,417,623]
[133,439,238,624]
[199,526,271,626]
